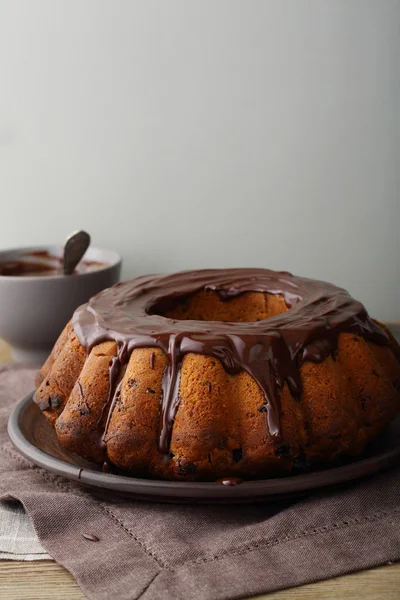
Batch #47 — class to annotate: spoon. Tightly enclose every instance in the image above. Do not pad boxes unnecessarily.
[63,230,91,275]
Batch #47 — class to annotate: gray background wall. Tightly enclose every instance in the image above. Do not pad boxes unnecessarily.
[0,0,399,320]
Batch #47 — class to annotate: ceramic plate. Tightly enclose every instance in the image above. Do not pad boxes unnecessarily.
[7,392,400,504]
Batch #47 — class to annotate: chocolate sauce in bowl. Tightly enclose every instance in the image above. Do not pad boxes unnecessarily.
[0,250,106,277]
[0,260,59,276]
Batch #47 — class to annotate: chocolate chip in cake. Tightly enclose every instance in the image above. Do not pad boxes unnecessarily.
[178,458,197,474]
[275,445,291,458]
[292,452,310,473]
[232,448,243,463]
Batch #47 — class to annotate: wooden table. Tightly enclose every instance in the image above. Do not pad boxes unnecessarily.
[1,339,399,600]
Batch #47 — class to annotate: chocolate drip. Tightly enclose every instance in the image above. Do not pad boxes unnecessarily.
[103,379,123,446]
[72,268,391,454]
[159,335,182,452]
[102,461,112,473]
[217,477,244,486]
[82,533,99,542]
[89,356,121,450]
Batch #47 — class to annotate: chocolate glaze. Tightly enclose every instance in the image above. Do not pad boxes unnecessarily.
[72,268,390,454]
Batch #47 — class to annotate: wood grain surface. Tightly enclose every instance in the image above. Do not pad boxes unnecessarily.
[0,560,399,600]
[1,338,399,599]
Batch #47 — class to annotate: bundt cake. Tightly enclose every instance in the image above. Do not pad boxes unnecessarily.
[33,268,400,481]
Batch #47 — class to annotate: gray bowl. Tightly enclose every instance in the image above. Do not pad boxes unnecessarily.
[0,245,121,363]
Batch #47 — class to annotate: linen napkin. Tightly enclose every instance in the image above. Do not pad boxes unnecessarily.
[0,363,399,600]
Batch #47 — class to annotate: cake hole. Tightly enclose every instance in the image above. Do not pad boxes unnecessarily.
[150,290,288,323]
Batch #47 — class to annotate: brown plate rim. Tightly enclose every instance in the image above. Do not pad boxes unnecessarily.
[7,392,400,503]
